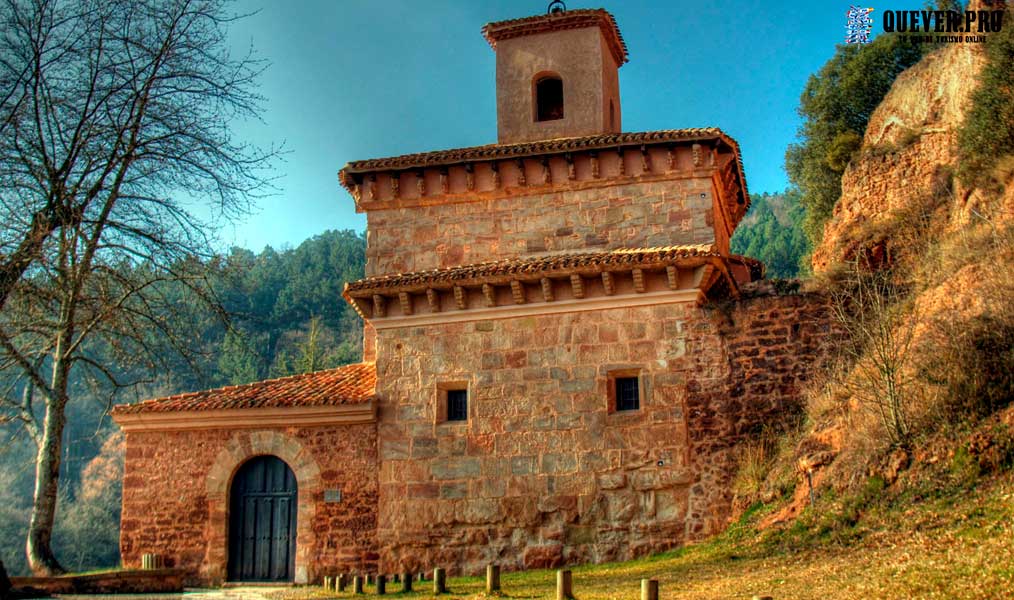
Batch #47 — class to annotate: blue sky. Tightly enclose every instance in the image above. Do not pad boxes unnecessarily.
[221,0,895,251]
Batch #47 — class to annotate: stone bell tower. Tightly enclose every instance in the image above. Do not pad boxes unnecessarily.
[482,5,627,144]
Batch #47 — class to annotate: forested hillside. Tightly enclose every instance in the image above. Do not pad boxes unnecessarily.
[730,191,810,279]
[0,229,366,575]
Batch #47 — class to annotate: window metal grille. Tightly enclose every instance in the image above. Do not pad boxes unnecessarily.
[615,377,639,411]
[447,389,468,421]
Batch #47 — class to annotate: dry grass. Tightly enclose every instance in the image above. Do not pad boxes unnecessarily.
[801,218,1014,478]
[271,472,1014,600]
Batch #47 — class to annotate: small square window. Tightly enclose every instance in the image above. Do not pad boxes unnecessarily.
[615,377,639,411]
[446,389,468,421]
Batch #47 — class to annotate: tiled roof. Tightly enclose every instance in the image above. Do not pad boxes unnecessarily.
[341,128,736,175]
[482,9,628,66]
[111,363,376,414]
[344,245,721,295]
[338,129,748,216]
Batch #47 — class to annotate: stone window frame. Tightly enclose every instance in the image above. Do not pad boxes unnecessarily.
[436,380,470,425]
[606,368,646,415]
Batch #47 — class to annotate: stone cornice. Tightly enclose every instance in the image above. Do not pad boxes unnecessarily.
[367,288,704,330]
[481,9,629,66]
[343,247,763,324]
[346,245,719,296]
[113,402,377,433]
[337,129,749,224]
[342,130,730,173]
[342,250,749,324]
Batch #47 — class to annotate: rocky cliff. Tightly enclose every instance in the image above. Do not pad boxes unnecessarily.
[812,0,1013,273]
[763,3,1014,523]
[811,39,1008,272]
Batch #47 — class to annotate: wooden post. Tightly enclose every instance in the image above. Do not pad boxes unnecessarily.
[433,567,447,594]
[338,574,347,592]
[377,574,387,595]
[641,578,659,600]
[557,570,573,600]
[401,572,413,593]
[141,553,163,570]
[486,564,501,593]
[353,575,364,594]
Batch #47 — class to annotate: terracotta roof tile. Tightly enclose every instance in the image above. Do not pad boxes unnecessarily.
[481,9,628,66]
[337,129,749,217]
[344,245,720,296]
[111,363,376,414]
[341,128,734,174]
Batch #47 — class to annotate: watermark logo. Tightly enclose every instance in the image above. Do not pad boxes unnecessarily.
[848,6,1005,45]
[883,9,1004,43]
[846,6,875,44]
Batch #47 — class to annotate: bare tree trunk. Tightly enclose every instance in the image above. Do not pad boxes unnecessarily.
[0,200,83,313]
[0,557,12,600]
[26,328,73,576]
[26,394,68,575]
[0,0,275,577]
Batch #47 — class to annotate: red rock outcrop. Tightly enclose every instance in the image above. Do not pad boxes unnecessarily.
[811,40,989,272]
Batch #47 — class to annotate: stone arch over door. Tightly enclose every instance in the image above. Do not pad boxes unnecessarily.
[205,431,321,584]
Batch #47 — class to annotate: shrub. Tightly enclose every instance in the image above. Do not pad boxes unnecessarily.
[828,260,919,448]
[924,314,1014,422]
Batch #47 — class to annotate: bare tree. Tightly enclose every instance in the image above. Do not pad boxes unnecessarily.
[0,0,276,575]
[828,259,919,448]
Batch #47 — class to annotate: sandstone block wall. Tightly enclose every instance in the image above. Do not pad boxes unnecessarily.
[371,289,836,575]
[120,425,378,584]
[117,289,835,584]
[365,176,718,276]
[684,289,838,533]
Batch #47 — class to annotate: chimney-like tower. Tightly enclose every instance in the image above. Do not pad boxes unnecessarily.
[482,8,628,145]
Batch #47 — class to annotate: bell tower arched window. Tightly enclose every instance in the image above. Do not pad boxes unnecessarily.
[535,75,564,122]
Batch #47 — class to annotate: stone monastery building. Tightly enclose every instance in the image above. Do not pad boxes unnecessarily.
[112,6,834,586]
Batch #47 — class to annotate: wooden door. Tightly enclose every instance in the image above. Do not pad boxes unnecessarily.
[227,455,297,581]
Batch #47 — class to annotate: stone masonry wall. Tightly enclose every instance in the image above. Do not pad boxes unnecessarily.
[365,174,717,276]
[372,289,835,575]
[684,288,838,533]
[120,424,378,585]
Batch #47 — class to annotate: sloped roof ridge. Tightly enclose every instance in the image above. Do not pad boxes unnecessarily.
[345,244,720,293]
[341,128,732,174]
[111,362,377,414]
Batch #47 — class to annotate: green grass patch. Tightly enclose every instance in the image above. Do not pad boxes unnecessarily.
[271,471,1014,600]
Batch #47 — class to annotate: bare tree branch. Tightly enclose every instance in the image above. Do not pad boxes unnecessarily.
[0,0,277,575]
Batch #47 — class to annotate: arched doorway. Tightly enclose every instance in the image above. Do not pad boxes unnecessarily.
[227,455,297,582]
